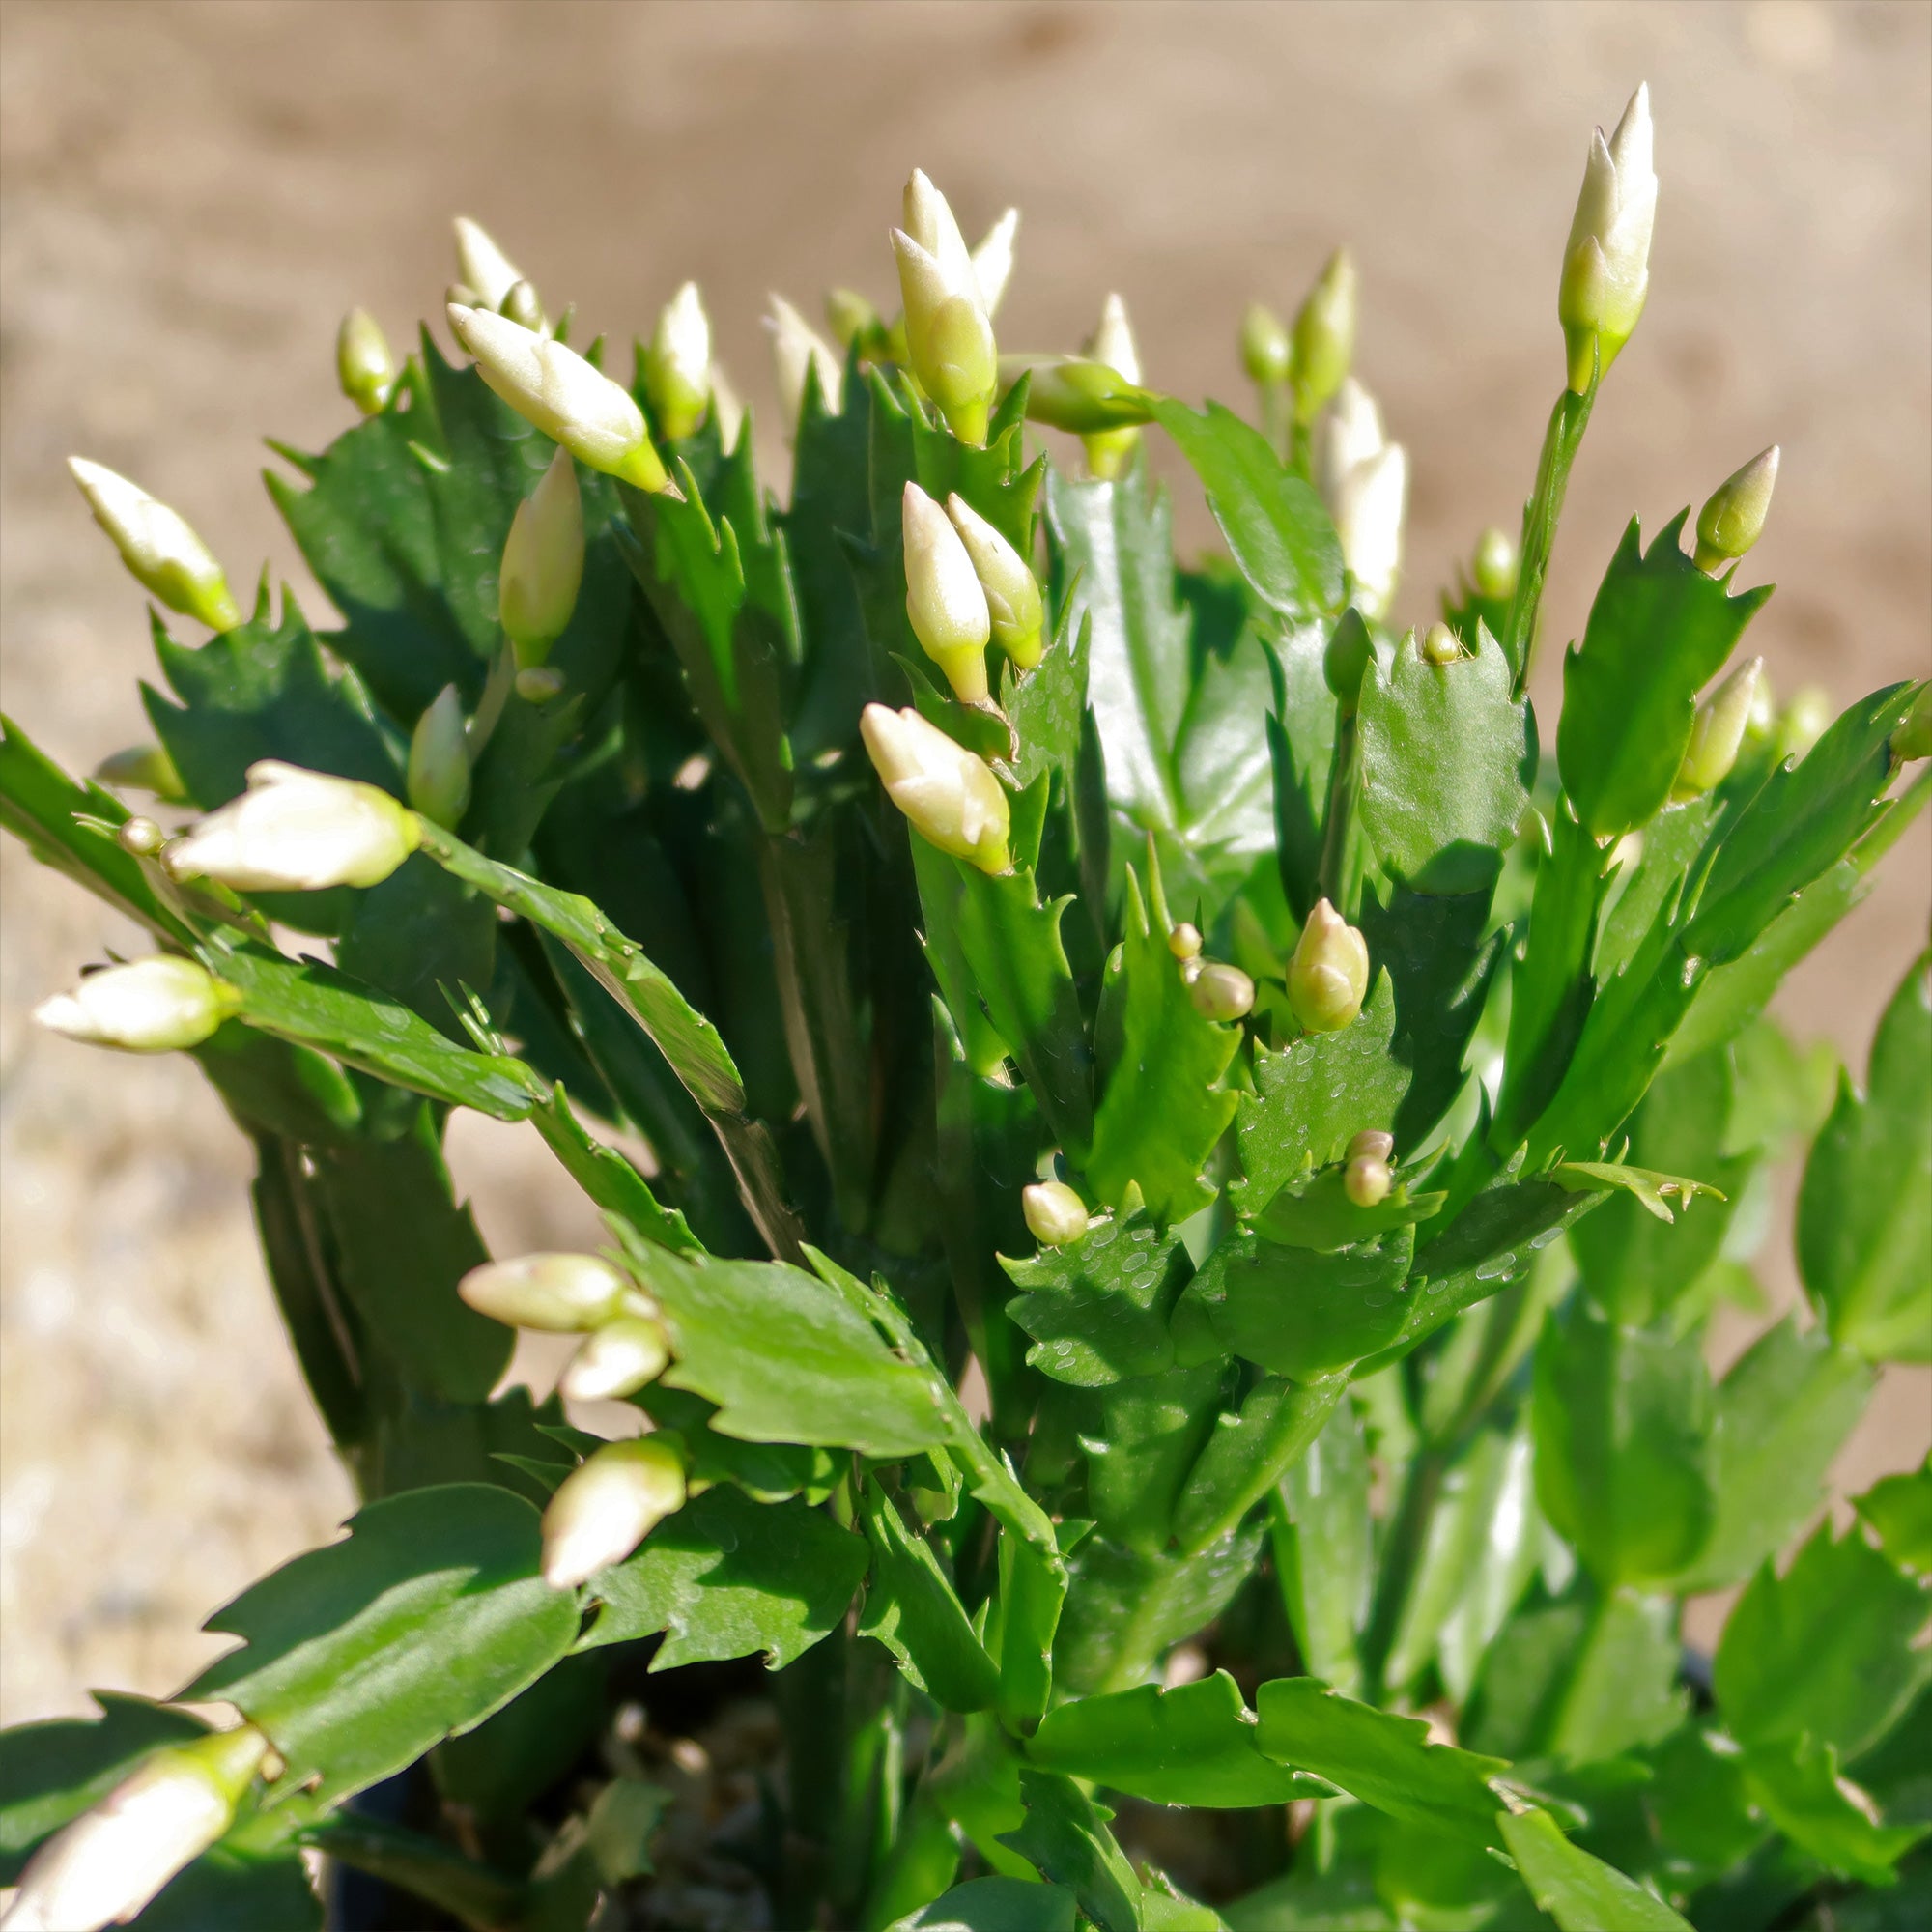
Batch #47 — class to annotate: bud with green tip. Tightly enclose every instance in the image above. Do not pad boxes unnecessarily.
[454,214,525,312]
[1001,354,1151,434]
[1674,656,1763,799]
[541,1437,688,1589]
[1323,608,1375,710]
[946,493,1043,670]
[407,684,471,828]
[971,207,1020,315]
[894,169,998,445]
[1694,444,1779,573]
[68,458,242,633]
[1290,249,1358,425]
[33,956,239,1055]
[768,294,843,426]
[164,761,420,894]
[336,307,396,414]
[559,1315,672,1402]
[499,446,584,668]
[1558,84,1657,393]
[1345,1154,1392,1208]
[1022,1179,1092,1248]
[1420,621,1463,666]
[1288,898,1371,1034]
[903,483,992,703]
[1081,293,1143,480]
[860,703,1011,874]
[643,282,712,440]
[446,304,672,493]
[1895,685,1932,761]
[96,742,185,801]
[1472,526,1518,601]
[458,1251,636,1332]
[1779,685,1833,761]
[1333,442,1407,622]
[1240,301,1293,385]
[1188,961,1256,1022]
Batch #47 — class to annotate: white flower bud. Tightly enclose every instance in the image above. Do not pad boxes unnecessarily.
[1317,378,1386,513]
[1188,962,1256,1022]
[1289,898,1371,1034]
[453,215,525,313]
[3,1726,269,1932]
[498,277,546,334]
[68,459,241,633]
[971,207,1021,316]
[1345,1155,1392,1208]
[33,956,238,1054]
[1559,84,1657,391]
[767,295,843,428]
[499,446,584,667]
[1291,249,1358,425]
[406,684,471,829]
[1081,293,1143,480]
[559,1316,671,1402]
[708,363,747,449]
[903,484,992,702]
[902,169,981,301]
[1674,656,1763,799]
[1022,1179,1092,1248]
[163,761,420,894]
[446,304,671,493]
[541,1438,687,1589]
[458,1251,634,1332]
[1694,445,1779,573]
[894,171,998,444]
[946,495,1043,670]
[860,703,1011,875]
[1332,442,1407,621]
[1348,1128,1395,1165]
[117,816,166,857]
[336,308,396,415]
[644,282,712,441]
[95,743,185,801]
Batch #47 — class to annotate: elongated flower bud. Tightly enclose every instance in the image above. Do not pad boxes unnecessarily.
[1674,656,1763,799]
[894,171,998,444]
[1002,354,1150,434]
[1240,302,1293,385]
[708,363,746,449]
[33,956,238,1054]
[768,295,843,427]
[1694,445,1779,572]
[1023,1180,1091,1248]
[1348,1128,1395,1164]
[1189,962,1256,1022]
[1323,608,1375,709]
[903,483,991,702]
[643,282,712,440]
[903,168,980,296]
[1333,442,1407,621]
[453,214,524,313]
[1345,1155,1392,1208]
[559,1316,672,1403]
[336,308,396,415]
[946,493,1042,669]
[499,446,584,667]
[1291,249,1357,425]
[1079,292,1144,481]
[971,208,1021,316]
[1472,526,1518,601]
[96,742,185,800]
[499,277,547,334]
[1893,685,1932,761]
[4,1725,270,1932]
[407,685,471,828]
[458,1251,633,1332]
[447,304,671,493]
[860,703,1010,874]
[1558,84,1657,392]
[164,761,419,894]
[1317,377,1387,513]
[1289,898,1371,1033]
[68,459,241,633]
[541,1438,687,1589]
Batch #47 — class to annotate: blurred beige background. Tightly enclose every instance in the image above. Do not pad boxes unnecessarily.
[2,0,1927,1725]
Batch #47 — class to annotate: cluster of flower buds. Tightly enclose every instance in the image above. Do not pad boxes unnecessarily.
[2,1723,272,1932]
[1081,293,1143,480]
[336,307,397,415]
[1317,379,1406,622]
[859,703,1011,875]
[1693,445,1779,574]
[901,483,1044,699]
[457,1250,672,1406]
[768,295,844,426]
[893,170,1000,445]
[541,1437,688,1590]
[67,459,242,634]
[1166,919,1255,1021]
[1674,656,1764,800]
[499,446,585,689]
[1344,1128,1395,1208]
[1288,899,1371,1034]
[1558,85,1657,392]
[164,761,421,895]
[1022,1179,1093,1248]
[33,955,240,1055]
[1290,250,1358,427]
[407,685,472,828]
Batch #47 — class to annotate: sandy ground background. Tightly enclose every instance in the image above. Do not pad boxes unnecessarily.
[2,0,1927,1725]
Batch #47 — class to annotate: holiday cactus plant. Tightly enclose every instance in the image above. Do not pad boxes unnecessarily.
[4,82,1930,1932]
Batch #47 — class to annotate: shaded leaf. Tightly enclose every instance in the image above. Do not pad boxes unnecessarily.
[858,1479,999,1712]
[1498,1806,1691,1932]
[1741,1735,1926,1887]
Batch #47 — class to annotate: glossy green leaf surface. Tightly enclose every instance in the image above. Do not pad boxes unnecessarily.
[1272,1397,1373,1697]
[1002,1212,1191,1387]
[858,1479,999,1712]
[1498,1806,1692,1932]
[1740,1735,1927,1887]
[998,1771,1142,1932]
[888,1876,1079,1932]
[1855,1459,1932,1578]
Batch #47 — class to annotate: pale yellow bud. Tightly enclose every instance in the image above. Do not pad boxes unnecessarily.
[1345,1155,1392,1208]
[1558,85,1657,391]
[1472,526,1518,601]
[458,1251,633,1332]
[164,762,419,894]
[767,295,844,427]
[1421,622,1462,666]
[453,214,525,312]
[541,1438,687,1589]
[1779,685,1832,761]
[68,458,242,632]
[117,815,165,857]
[1082,293,1143,479]
[1188,962,1256,1022]
[903,483,991,703]
[1317,377,1386,512]
[559,1316,672,1402]
[1674,657,1763,799]
[96,742,185,801]
[1347,1128,1395,1165]
[406,684,471,828]
[892,215,997,445]
[1288,898,1371,1033]
[1022,1179,1092,1248]
[1240,302,1292,385]
[1694,445,1779,573]
[33,956,238,1054]
[499,277,546,334]
[860,703,1011,874]
[337,307,396,414]
[1167,922,1203,960]
[945,493,1043,669]
[1291,249,1358,424]
[499,446,584,667]
[971,207,1021,316]
[644,282,712,440]
[1333,442,1407,622]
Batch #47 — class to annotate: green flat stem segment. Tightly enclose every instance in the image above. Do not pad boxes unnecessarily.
[1505,379,1597,693]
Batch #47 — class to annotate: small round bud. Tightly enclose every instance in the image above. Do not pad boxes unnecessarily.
[336,307,396,415]
[117,815,166,857]
[1894,685,1932,762]
[1779,685,1833,762]
[1673,656,1762,800]
[1323,608,1374,709]
[1188,962,1256,1022]
[1240,302,1292,385]
[1472,526,1519,601]
[903,482,992,703]
[559,1316,672,1403]
[1345,1155,1392,1208]
[516,666,567,704]
[643,282,712,440]
[499,446,584,667]
[1291,249,1358,424]
[407,684,471,829]
[541,1438,687,1590]
[458,1252,633,1332]
[33,955,239,1054]
[860,703,1010,874]
[1348,1128,1395,1165]
[498,278,546,333]
[163,761,420,894]
[1288,898,1371,1034]
[946,492,1043,669]
[1167,922,1203,960]
[1420,622,1462,666]
[96,743,186,801]
[1694,445,1779,573]
[1022,1179,1092,1248]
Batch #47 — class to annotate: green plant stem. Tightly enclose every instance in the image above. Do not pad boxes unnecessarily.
[1504,376,1600,696]
[1317,710,1363,917]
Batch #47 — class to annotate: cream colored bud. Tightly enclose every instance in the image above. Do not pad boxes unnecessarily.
[446,304,671,492]
[892,219,997,445]
[902,169,980,300]
[336,307,396,415]
[164,761,419,894]
[903,483,991,702]
[1345,1155,1392,1208]
[1421,621,1462,666]
[1892,685,1932,761]
[708,364,746,449]
[644,282,712,440]
[826,288,882,350]
[1694,445,1779,573]
[1333,442,1407,621]
[541,1438,687,1589]
[1348,1128,1395,1165]
[1558,85,1657,391]
[767,295,843,428]
[1288,898,1371,1033]
[945,493,1043,669]
[1188,962,1256,1022]
[1291,249,1358,424]
[971,207,1021,316]
[96,742,185,801]
[499,446,584,666]
[33,956,238,1055]
[559,1316,672,1402]
[1317,378,1386,513]
[117,815,166,857]
[1022,1179,1092,1248]
[407,684,471,828]
[501,278,549,335]
[1167,922,1203,960]
[1240,302,1293,385]
[1472,526,1518,601]
[1003,354,1151,435]
[453,214,525,312]
[1674,657,1763,799]
[1779,685,1832,761]
[860,702,1011,874]
[458,1251,633,1332]
[68,458,242,633]
[1082,293,1143,479]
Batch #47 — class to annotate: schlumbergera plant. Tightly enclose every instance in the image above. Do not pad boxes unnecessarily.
[5,83,1931,1932]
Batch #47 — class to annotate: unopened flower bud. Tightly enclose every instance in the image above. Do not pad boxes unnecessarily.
[1674,656,1763,799]
[1082,293,1143,480]
[1421,621,1462,666]
[1694,445,1779,573]
[3,1724,270,1932]
[1189,962,1256,1022]
[33,956,238,1055]
[447,304,671,493]
[903,483,991,702]
[860,702,1010,874]
[1333,442,1407,622]
[708,364,746,448]
[1348,1128,1395,1165]
[516,666,566,704]
[1240,302,1292,385]
[1003,354,1151,435]
[164,762,418,894]
[499,446,584,667]
[1779,685,1832,762]
[1894,685,1932,762]
[96,742,186,801]
[1288,898,1371,1033]
[643,282,712,440]
[336,308,396,415]
[68,459,242,633]
[498,277,546,333]
[1317,378,1386,514]
[1345,1155,1392,1208]
[1747,668,1777,738]
[1472,526,1518,601]
[1291,249,1358,424]
[407,684,471,829]
[1022,1179,1092,1248]
[826,287,882,351]
[1558,84,1657,392]
[454,215,525,312]
[458,1251,633,1332]
[946,493,1042,669]
[894,171,998,444]
[559,1316,672,1402]
[1324,608,1375,709]
[541,1437,687,1589]
[117,815,166,857]
[768,295,843,427]
[971,208,1020,316]
[1167,922,1203,960]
